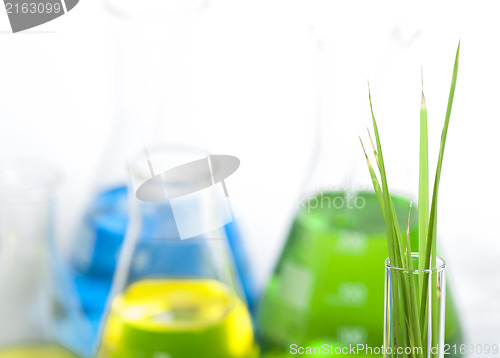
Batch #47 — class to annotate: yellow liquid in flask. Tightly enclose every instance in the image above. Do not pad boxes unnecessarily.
[97,279,257,358]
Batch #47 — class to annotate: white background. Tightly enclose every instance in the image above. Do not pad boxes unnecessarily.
[0,0,499,348]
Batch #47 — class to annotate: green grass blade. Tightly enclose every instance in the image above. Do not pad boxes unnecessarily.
[368,125,406,267]
[405,202,414,271]
[360,138,385,215]
[360,137,400,265]
[418,86,429,288]
[367,84,406,269]
[405,202,424,349]
[367,129,380,167]
[420,42,460,347]
[424,42,460,270]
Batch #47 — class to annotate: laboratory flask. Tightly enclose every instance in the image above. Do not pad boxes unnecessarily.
[69,0,256,342]
[257,5,464,355]
[0,159,89,357]
[96,145,258,358]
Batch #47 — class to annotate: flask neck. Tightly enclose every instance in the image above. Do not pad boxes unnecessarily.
[302,39,372,200]
[95,4,204,191]
[303,24,424,202]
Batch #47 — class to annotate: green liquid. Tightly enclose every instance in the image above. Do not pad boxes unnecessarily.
[258,191,464,356]
[0,344,79,358]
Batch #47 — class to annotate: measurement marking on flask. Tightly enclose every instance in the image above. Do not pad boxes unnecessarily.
[335,232,368,255]
[153,352,171,358]
[323,282,368,307]
[337,326,367,344]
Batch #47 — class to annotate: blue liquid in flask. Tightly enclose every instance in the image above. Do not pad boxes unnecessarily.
[71,186,256,342]
[71,186,128,337]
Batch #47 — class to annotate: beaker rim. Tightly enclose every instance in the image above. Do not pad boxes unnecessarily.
[0,158,60,203]
[385,253,446,273]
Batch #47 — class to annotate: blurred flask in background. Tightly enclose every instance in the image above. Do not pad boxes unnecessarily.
[0,160,90,357]
[68,0,256,345]
[257,4,463,355]
[96,144,258,358]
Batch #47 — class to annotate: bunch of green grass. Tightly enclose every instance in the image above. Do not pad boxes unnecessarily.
[360,42,460,357]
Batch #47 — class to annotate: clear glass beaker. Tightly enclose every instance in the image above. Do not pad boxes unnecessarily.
[0,159,89,357]
[384,255,446,358]
[96,145,258,358]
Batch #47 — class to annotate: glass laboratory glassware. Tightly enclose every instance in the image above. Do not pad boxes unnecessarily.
[0,159,89,357]
[384,255,446,358]
[69,0,256,343]
[257,5,463,356]
[96,145,258,358]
